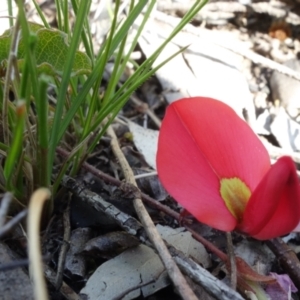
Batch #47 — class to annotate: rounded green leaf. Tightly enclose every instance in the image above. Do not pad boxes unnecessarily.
[0,23,91,76]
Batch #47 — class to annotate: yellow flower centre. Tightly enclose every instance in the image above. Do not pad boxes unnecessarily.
[220,177,251,222]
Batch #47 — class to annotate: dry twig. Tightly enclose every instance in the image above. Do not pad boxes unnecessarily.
[44,264,80,300]
[106,124,198,300]
[130,94,162,128]
[226,232,237,290]
[55,194,71,289]
[167,245,244,300]
[0,193,13,228]
[266,238,300,291]
[0,209,27,239]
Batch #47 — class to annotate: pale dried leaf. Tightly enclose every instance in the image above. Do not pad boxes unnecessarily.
[80,245,169,300]
[270,107,300,151]
[65,228,93,279]
[157,225,211,268]
[127,121,158,170]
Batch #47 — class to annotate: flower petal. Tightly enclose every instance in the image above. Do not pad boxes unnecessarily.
[240,156,300,240]
[166,97,270,191]
[157,98,237,231]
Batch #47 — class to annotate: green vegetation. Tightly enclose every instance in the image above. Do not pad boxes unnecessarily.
[0,0,208,220]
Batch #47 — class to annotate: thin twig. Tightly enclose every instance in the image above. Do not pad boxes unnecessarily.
[27,188,51,300]
[0,209,27,239]
[226,232,237,290]
[134,171,158,179]
[266,238,300,291]
[44,264,81,300]
[130,94,162,128]
[55,194,71,290]
[106,125,198,300]
[0,258,29,272]
[186,223,228,262]
[167,244,244,300]
[0,192,13,228]
[0,255,50,271]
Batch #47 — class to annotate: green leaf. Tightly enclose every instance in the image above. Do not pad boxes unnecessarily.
[0,23,92,76]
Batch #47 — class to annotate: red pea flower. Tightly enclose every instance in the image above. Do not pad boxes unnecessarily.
[156,97,300,240]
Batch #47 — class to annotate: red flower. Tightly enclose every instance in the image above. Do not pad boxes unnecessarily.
[156,97,300,240]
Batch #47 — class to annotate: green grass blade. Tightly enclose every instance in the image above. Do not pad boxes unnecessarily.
[3,101,26,188]
[57,0,148,141]
[36,75,50,188]
[3,1,39,188]
[80,0,121,139]
[48,0,92,177]
[54,0,63,30]
[88,46,188,139]
[62,0,70,34]
[7,0,14,27]
[70,0,94,62]
[31,0,50,28]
